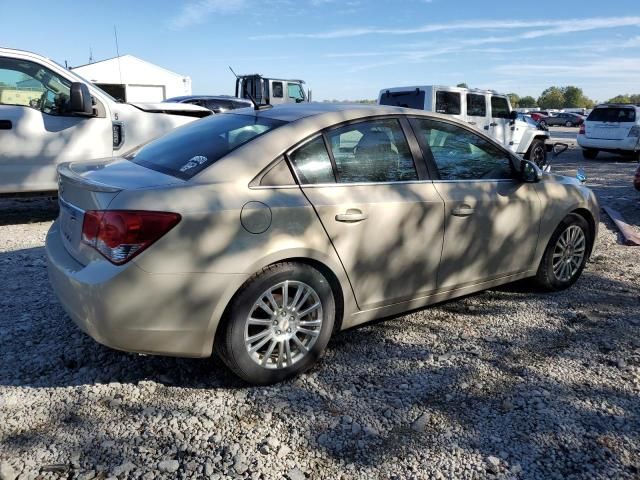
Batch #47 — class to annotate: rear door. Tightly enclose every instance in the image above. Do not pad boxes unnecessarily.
[466,92,489,131]
[585,107,637,140]
[410,117,541,288]
[0,55,112,193]
[287,117,445,309]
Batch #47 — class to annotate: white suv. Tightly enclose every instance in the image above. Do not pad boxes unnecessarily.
[577,104,640,160]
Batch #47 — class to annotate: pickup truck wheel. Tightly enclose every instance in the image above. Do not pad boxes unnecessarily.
[527,139,547,168]
[534,214,591,291]
[215,262,335,385]
[582,149,598,159]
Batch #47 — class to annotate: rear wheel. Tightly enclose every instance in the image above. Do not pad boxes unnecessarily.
[539,120,547,127]
[215,262,335,385]
[534,214,591,291]
[582,149,598,159]
[565,121,574,127]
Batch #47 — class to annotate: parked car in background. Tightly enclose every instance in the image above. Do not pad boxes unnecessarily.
[46,103,599,385]
[634,164,640,191]
[164,95,252,113]
[530,111,550,122]
[539,112,585,127]
[378,85,549,166]
[0,47,211,194]
[234,74,311,105]
[577,104,640,160]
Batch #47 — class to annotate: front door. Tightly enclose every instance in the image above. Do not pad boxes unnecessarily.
[286,118,445,309]
[0,55,112,193]
[410,117,541,289]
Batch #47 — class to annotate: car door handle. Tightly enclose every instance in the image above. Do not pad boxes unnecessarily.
[452,205,475,217]
[468,121,477,125]
[489,122,498,127]
[335,209,368,223]
[483,125,490,130]
[0,120,12,130]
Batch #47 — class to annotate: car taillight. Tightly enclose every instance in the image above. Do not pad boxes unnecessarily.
[579,124,585,134]
[628,126,640,137]
[82,210,181,265]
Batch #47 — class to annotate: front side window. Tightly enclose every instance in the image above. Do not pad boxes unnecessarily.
[466,93,486,117]
[435,91,461,115]
[288,136,335,184]
[490,96,510,119]
[326,119,417,183]
[287,83,304,102]
[127,114,287,180]
[411,118,513,181]
[0,56,71,115]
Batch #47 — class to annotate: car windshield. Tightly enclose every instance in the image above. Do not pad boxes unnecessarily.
[126,113,287,179]
[587,107,636,122]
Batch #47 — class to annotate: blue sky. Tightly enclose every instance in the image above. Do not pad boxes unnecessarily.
[2,0,640,101]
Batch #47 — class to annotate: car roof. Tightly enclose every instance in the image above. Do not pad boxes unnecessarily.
[230,102,460,124]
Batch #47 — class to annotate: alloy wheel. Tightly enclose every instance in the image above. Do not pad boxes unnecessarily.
[244,280,323,369]
[552,225,586,282]
[532,145,546,168]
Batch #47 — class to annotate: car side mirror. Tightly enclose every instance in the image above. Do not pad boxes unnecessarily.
[69,82,94,116]
[509,110,519,120]
[519,159,541,183]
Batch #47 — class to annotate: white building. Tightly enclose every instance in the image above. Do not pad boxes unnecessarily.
[71,55,191,103]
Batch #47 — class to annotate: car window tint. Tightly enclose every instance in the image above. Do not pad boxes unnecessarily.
[490,96,510,119]
[435,91,461,115]
[412,118,513,181]
[466,93,486,117]
[288,136,335,184]
[127,114,287,180]
[259,156,295,186]
[272,82,283,98]
[379,89,425,109]
[326,119,417,183]
[587,107,636,122]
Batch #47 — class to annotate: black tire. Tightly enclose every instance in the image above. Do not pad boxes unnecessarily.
[526,139,547,168]
[582,149,598,159]
[215,262,335,385]
[565,121,574,127]
[539,120,547,127]
[534,213,591,291]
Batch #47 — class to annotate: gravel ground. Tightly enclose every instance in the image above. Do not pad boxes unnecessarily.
[1,129,639,480]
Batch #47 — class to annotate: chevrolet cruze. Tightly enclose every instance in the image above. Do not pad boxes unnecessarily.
[46,103,599,384]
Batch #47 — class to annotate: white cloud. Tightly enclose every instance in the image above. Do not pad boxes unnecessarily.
[250,16,640,40]
[170,0,246,30]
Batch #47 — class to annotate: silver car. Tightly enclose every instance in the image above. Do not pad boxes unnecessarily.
[46,104,599,384]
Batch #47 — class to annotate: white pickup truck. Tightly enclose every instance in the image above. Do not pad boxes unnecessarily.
[0,47,211,194]
[378,85,550,166]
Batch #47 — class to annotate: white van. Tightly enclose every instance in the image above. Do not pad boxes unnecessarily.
[378,85,549,165]
[577,104,640,160]
[0,47,211,194]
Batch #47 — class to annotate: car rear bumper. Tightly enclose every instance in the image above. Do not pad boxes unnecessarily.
[46,221,247,357]
[577,135,640,152]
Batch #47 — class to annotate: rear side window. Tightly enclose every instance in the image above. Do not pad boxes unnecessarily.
[436,91,461,115]
[127,114,287,180]
[490,96,510,119]
[587,107,636,122]
[466,94,486,117]
[379,90,425,109]
[288,136,335,184]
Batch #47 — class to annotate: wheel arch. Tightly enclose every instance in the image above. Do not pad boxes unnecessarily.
[570,208,596,258]
[524,135,548,159]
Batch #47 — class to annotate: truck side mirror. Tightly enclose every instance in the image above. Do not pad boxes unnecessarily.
[69,82,94,116]
[509,110,519,120]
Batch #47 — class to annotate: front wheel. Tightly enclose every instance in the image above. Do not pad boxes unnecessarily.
[215,262,335,385]
[527,139,547,168]
[539,120,547,127]
[565,121,574,127]
[534,214,591,290]
[582,149,598,159]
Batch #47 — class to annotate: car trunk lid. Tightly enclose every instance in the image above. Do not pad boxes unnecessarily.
[56,159,182,265]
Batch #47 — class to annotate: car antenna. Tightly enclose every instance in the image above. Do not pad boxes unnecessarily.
[229,66,272,112]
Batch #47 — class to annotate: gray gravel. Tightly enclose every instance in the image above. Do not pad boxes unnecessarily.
[1,130,639,479]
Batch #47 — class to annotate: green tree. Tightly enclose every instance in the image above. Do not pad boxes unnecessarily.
[507,93,520,108]
[519,96,537,108]
[538,87,565,109]
[456,83,468,88]
[562,86,594,108]
[606,94,636,104]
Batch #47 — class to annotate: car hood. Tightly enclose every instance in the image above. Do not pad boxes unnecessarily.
[129,102,211,117]
[542,172,581,185]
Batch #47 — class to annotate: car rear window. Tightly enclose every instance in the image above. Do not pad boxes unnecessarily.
[126,114,287,180]
[587,107,636,122]
[379,89,426,110]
